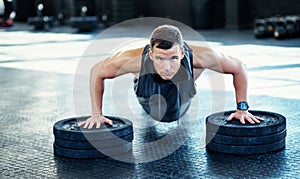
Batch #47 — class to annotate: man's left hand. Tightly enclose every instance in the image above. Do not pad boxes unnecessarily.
[227,110,264,124]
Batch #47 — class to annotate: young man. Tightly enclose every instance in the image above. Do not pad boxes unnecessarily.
[79,25,263,129]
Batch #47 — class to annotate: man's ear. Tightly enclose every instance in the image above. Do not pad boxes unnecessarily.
[149,47,154,61]
[180,48,185,59]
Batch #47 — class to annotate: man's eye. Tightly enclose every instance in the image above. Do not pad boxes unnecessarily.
[171,57,178,62]
[157,58,163,61]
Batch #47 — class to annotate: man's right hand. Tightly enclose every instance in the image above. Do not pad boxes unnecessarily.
[79,114,113,129]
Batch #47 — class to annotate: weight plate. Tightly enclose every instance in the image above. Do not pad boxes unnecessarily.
[54,133,133,149]
[53,142,132,159]
[207,130,286,146]
[206,110,286,137]
[53,116,133,141]
[206,139,285,155]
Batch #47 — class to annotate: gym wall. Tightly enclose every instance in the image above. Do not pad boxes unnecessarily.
[12,0,300,29]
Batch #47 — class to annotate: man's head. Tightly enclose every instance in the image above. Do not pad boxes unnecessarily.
[149,25,185,80]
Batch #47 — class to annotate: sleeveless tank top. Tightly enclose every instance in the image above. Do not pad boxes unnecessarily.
[134,43,196,122]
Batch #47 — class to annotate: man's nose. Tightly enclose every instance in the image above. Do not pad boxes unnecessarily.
[162,61,171,71]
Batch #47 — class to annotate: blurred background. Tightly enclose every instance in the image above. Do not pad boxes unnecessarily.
[1,0,299,31]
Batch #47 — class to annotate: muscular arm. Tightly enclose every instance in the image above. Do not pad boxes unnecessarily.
[190,45,263,124]
[80,47,143,129]
[191,45,247,103]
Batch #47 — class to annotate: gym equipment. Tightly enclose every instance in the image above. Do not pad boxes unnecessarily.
[254,15,300,39]
[27,3,54,30]
[53,116,134,159]
[206,110,286,155]
[68,5,97,31]
[254,17,277,38]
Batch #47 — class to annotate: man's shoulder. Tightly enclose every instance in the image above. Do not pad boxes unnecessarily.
[123,47,145,56]
[184,42,193,52]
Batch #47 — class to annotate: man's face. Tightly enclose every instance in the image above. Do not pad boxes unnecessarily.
[149,44,184,80]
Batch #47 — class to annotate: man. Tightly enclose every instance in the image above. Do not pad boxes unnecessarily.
[79,25,263,129]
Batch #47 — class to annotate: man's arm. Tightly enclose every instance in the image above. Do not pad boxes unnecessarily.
[190,45,263,124]
[79,47,143,129]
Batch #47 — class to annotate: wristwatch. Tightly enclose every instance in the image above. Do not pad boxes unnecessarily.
[237,101,249,110]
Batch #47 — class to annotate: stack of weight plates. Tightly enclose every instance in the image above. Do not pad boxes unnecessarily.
[206,110,286,155]
[53,116,133,159]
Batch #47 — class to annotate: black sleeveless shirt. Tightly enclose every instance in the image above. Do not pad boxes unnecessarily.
[134,43,196,122]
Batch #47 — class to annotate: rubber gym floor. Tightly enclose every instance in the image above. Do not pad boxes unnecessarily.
[1,21,300,178]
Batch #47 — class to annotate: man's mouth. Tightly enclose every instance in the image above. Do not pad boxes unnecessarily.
[161,73,173,80]
[162,73,172,76]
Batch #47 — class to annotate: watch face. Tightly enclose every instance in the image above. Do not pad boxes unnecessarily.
[240,103,247,109]
[238,102,249,110]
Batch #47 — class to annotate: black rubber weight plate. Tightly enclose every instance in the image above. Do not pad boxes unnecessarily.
[206,139,286,155]
[54,133,134,149]
[206,110,286,137]
[53,116,133,141]
[53,142,132,159]
[207,130,286,146]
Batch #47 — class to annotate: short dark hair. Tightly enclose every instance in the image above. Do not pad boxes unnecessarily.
[150,25,184,50]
